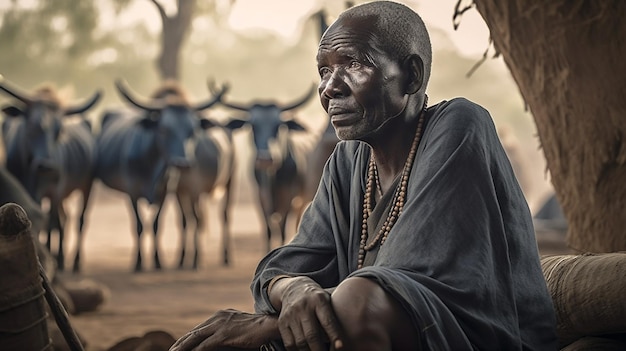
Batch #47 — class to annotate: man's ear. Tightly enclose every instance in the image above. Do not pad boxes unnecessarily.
[403,54,424,95]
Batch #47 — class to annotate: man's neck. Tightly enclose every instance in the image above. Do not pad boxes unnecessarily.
[368,116,420,194]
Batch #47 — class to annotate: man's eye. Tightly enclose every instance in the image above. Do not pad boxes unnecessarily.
[349,61,362,69]
[319,67,331,77]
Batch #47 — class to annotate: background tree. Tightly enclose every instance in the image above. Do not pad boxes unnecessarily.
[469,0,626,252]
[149,0,195,80]
[1,0,547,208]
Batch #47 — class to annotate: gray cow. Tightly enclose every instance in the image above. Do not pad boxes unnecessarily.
[95,80,226,272]
[302,113,339,208]
[1,78,101,272]
[173,117,236,269]
[218,86,315,253]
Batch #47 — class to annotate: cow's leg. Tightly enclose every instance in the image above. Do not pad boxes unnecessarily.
[264,217,273,253]
[278,212,288,247]
[176,192,188,269]
[73,185,93,274]
[273,188,292,248]
[45,203,53,252]
[48,198,65,271]
[258,197,273,253]
[45,225,52,251]
[58,202,68,271]
[192,196,203,270]
[255,174,274,253]
[152,201,165,271]
[221,177,233,266]
[130,198,144,272]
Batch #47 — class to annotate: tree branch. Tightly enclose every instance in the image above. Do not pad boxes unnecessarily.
[149,0,168,21]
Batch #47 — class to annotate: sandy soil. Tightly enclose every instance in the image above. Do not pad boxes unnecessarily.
[54,180,283,351]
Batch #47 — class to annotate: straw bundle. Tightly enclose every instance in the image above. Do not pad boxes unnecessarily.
[542,253,626,348]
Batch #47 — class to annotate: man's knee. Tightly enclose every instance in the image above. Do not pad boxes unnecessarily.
[330,277,393,348]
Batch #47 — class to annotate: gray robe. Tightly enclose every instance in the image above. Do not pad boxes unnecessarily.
[251,98,558,350]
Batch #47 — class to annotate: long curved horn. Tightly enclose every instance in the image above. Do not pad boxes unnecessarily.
[209,84,251,112]
[194,81,230,111]
[64,90,103,116]
[279,84,317,112]
[115,79,162,111]
[0,76,33,104]
[218,99,252,112]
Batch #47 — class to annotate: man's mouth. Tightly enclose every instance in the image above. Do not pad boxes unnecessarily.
[330,111,359,126]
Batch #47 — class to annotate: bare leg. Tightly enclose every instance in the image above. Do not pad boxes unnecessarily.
[330,277,420,351]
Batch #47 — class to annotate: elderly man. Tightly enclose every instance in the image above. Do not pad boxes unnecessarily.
[171,1,557,350]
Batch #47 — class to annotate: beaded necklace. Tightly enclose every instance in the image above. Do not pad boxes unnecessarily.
[357,97,428,269]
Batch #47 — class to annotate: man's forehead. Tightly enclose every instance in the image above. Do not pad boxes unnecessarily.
[322,14,379,42]
[318,17,383,58]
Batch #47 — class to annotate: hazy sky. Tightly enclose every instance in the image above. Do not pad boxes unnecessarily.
[229,0,490,57]
[109,0,490,57]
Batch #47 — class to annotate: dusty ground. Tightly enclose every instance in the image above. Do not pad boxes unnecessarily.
[55,180,281,351]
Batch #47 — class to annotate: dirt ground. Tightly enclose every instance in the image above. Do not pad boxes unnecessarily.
[55,180,280,351]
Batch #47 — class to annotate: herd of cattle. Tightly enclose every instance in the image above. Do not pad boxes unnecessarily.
[0,76,339,273]
[0,73,569,274]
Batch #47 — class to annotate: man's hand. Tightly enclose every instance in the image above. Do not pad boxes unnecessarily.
[270,276,344,351]
[169,309,280,351]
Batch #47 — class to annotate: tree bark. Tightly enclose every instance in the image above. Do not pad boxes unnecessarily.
[473,1,626,252]
[151,0,195,80]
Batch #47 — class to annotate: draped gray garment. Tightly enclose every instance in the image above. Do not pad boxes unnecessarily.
[251,98,558,350]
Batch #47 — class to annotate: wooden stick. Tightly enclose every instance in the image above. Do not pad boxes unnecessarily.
[38,263,85,351]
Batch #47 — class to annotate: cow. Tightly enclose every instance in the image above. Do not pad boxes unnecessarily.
[301,6,344,207]
[302,115,339,206]
[217,85,316,253]
[0,77,101,273]
[173,117,236,269]
[0,166,47,240]
[95,79,227,272]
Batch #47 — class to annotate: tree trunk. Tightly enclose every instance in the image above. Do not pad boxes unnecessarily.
[152,0,195,80]
[473,1,626,252]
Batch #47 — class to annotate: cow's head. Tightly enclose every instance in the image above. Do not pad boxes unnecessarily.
[0,78,101,177]
[115,79,227,169]
[221,86,315,172]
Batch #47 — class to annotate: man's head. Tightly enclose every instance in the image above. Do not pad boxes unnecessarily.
[333,1,432,89]
[317,1,432,141]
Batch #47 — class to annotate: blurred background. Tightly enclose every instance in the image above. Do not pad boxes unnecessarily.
[0,1,562,348]
[0,0,553,211]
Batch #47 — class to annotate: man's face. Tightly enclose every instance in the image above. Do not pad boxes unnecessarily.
[317,16,406,141]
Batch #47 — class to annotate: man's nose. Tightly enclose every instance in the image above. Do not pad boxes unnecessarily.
[321,71,345,99]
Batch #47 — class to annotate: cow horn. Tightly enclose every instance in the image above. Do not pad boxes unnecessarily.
[64,90,103,116]
[212,87,251,112]
[279,84,317,112]
[194,80,229,111]
[115,79,163,111]
[0,77,33,104]
[219,100,252,111]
